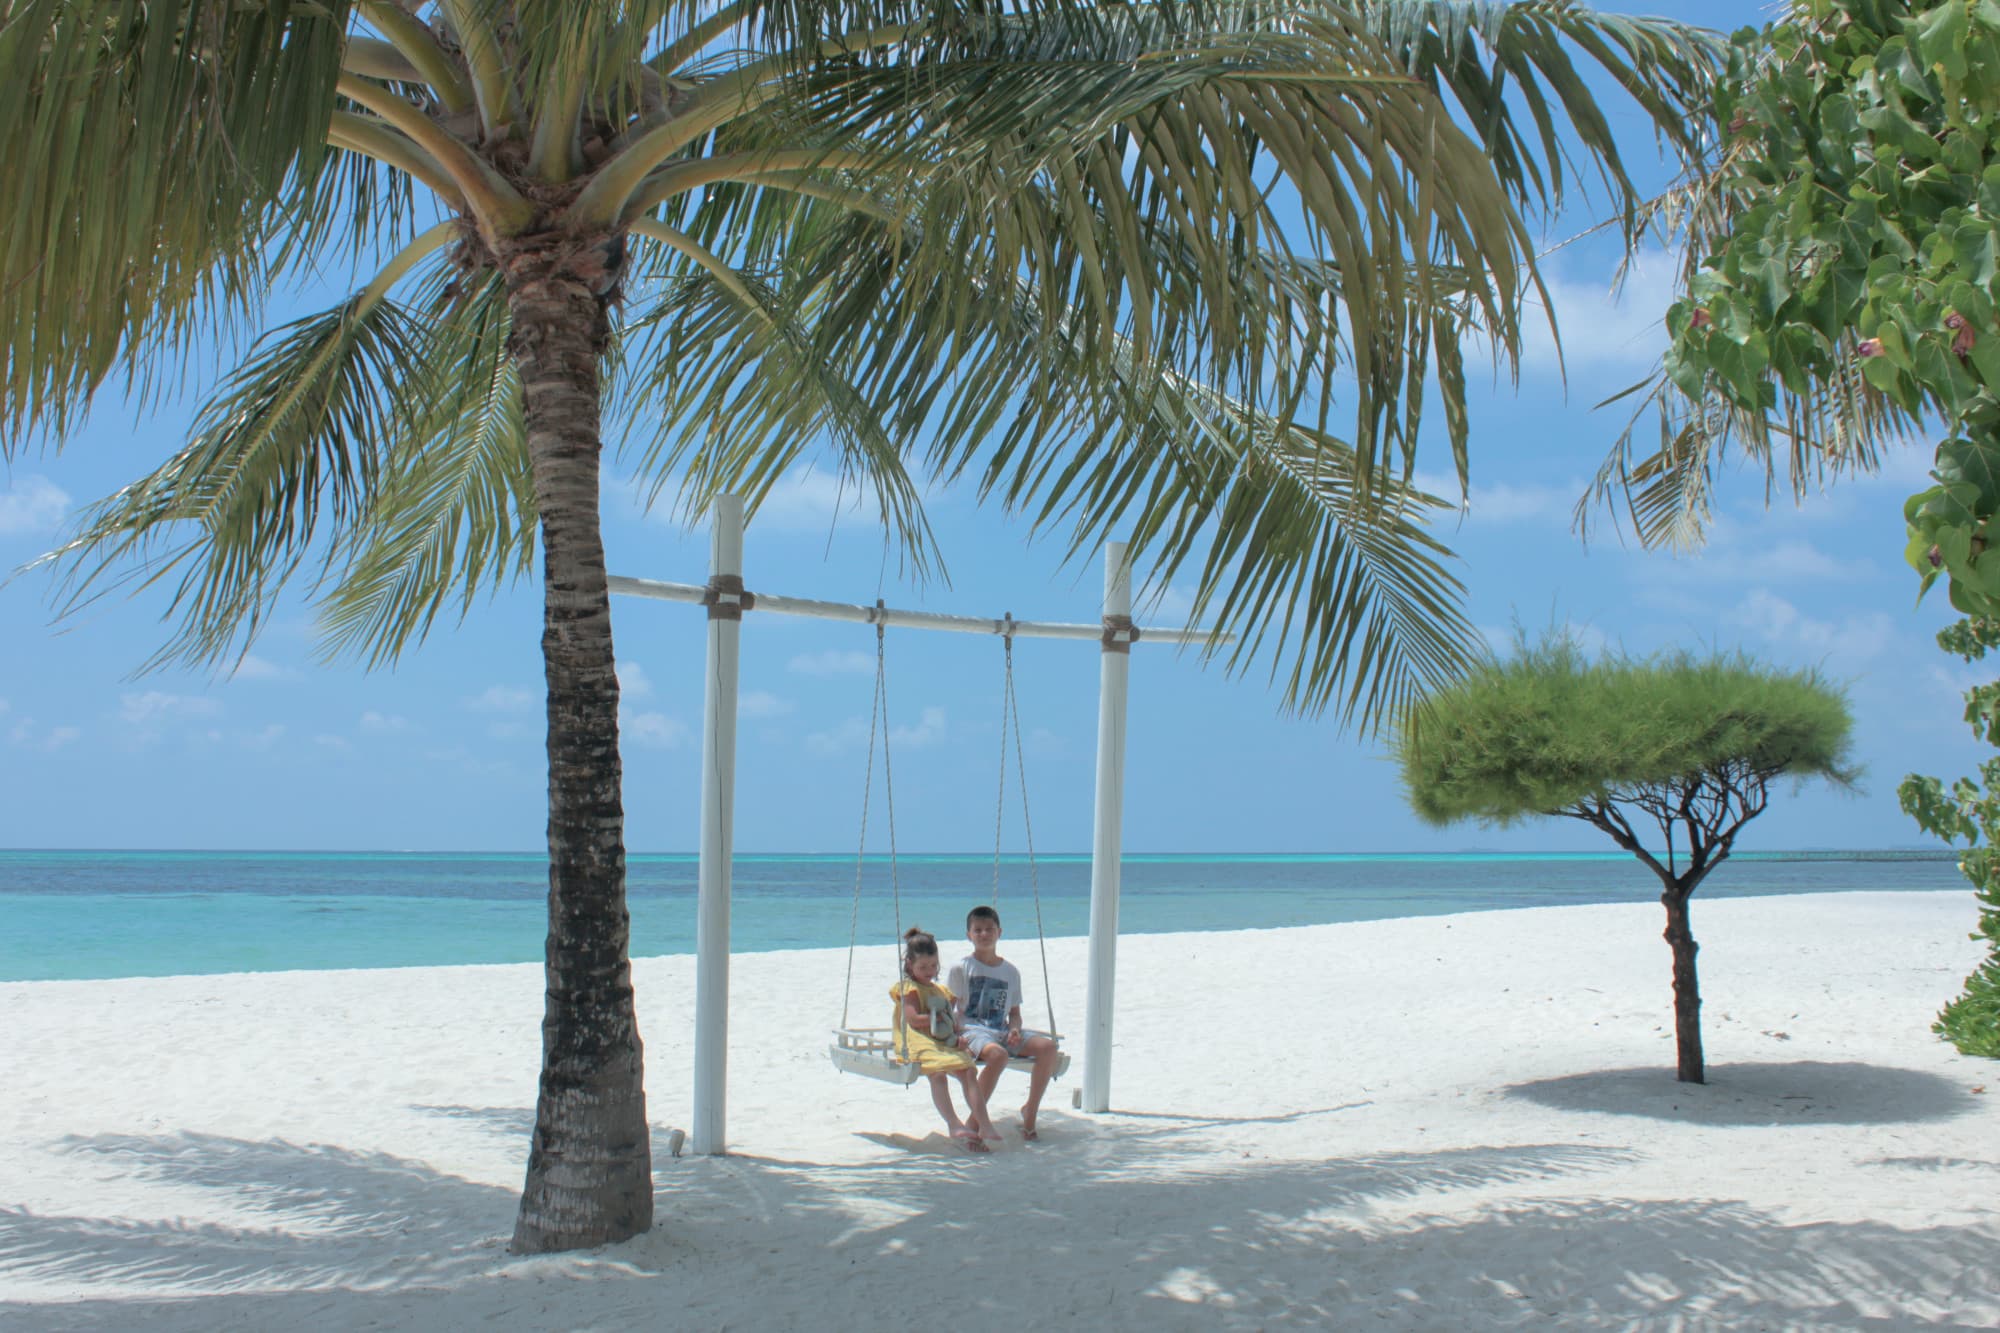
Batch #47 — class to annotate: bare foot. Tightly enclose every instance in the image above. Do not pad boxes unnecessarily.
[962,1133,991,1154]
[1020,1109,1039,1142]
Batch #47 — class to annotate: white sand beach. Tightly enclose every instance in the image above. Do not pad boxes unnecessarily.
[3,890,1996,1330]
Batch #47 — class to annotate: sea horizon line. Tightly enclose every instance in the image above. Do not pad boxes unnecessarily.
[0,846,1958,861]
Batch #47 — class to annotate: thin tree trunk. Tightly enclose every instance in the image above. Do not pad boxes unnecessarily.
[503,234,652,1253]
[1661,887,1704,1084]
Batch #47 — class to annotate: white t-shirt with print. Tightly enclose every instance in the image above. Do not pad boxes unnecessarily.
[948,954,1022,1033]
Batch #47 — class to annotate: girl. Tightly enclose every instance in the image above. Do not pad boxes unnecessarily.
[892,927,998,1151]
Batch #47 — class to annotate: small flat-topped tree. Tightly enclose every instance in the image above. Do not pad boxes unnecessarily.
[1394,636,1857,1083]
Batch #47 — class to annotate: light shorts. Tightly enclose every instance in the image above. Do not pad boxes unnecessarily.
[962,1025,1053,1060]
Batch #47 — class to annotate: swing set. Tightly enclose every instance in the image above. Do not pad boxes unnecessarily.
[609,495,1227,1154]
[826,615,1069,1085]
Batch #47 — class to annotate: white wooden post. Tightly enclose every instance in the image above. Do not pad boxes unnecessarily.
[1082,541,1132,1113]
[692,495,744,1155]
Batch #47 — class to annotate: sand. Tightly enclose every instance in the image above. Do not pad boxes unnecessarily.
[2,890,1996,1330]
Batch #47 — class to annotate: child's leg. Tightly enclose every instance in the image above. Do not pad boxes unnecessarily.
[955,1068,996,1142]
[974,1041,1011,1111]
[1017,1034,1060,1137]
[926,1073,967,1136]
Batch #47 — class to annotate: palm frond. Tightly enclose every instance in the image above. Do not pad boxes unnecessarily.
[1358,0,1723,235]
[34,284,422,671]
[1580,360,1921,551]
[617,224,941,575]
[706,5,1555,486]
[946,267,1477,726]
[1029,355,1475,727]
[319,270,540,665]
[630,187,1476,724]
[0,0,353,447]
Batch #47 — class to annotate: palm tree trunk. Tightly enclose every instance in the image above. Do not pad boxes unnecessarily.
[502,234,652,1254]
[1661,887,1704,1085]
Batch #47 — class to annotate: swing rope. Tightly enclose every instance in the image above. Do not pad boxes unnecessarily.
[994,625,1058,1038]
[991,616,1014,909]
[839,608,900,1030]
[878,614,903,953]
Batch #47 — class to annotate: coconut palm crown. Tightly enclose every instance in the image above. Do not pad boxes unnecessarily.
[1,0,1720,1252]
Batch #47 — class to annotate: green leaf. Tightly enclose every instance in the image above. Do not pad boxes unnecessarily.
[1914,0,1972,82]
[1937,435,2000,515]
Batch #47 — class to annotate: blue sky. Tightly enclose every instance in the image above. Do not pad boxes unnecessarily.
[0,1,1966,854]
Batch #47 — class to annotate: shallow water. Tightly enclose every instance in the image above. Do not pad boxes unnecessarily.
[0,848,1962,981]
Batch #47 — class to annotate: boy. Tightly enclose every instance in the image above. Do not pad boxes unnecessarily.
[948,904,1061,1141]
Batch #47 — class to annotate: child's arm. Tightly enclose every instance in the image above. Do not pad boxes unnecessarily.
[1006,1002,1024,1043]
[902,987,932,1033]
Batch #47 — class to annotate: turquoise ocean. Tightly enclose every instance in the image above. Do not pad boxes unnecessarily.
[0,849,1964,983]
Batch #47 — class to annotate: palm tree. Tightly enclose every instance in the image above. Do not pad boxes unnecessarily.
[1,0,1719,1252]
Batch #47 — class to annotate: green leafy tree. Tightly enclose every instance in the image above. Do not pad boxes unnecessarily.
[1394,636,1857,1083]
[1898,620,2000,1056]
[1,1,1719,1250]
[1599,0,2000,1060]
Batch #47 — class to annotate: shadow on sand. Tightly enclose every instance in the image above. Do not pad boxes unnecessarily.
[1505,1061,1982,1127]
[408,1104,534,1138]
[5,1110,1997,1331]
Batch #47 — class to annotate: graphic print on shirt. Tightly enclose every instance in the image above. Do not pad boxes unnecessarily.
[963,973,1012,1029]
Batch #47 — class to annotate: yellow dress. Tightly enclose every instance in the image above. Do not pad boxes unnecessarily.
[890,979,975,1074]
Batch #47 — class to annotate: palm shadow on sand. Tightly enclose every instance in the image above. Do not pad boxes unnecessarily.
[1504,1061,1982,1127]
[6,1116,1998,1330]
[408,1104,535,1137]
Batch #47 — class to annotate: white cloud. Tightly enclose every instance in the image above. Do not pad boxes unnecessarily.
[466,684,535,713]
[893,705,947,748]
[0,475,70,535]
[239,724,286,751]
[1137,583,1196,623]
[808,705,947,754]
[615,666,683,744]
[1652,523,1878,584]
[1915,660,1990,729]
[748,469,868,534]
[789,649,876,676]
[623,710,688,749]
[8,715,81,752]
[228,655,298,682]
[118,692,221,725]
[421,745,521,779]
[739,690,794,719]
[1414,472,1581,524]
[1520,253,1680,372]
[1727,589,1894,663]
[626,466,874,535]
[1697,441,1941,527]
[805,717,870,755]
[314,734,352,752]
[361,710,410,733]
[1025,725,1067,758]
[1849,441,1940,494]
[1740,539,1872,582]
[616,661,654,700]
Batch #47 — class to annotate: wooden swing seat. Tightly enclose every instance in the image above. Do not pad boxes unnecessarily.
[829,1027,1070,1085]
